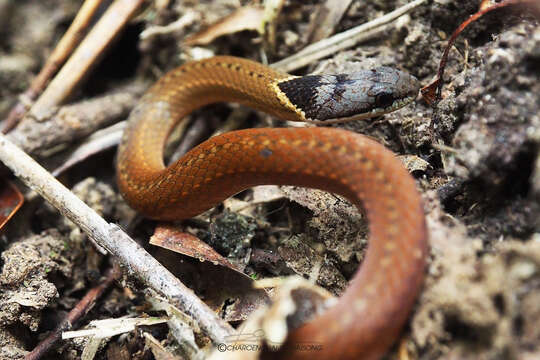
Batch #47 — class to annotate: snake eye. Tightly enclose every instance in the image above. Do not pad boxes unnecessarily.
[375,93,395,109]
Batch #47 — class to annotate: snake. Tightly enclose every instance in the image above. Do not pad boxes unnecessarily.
[116,56,427,359]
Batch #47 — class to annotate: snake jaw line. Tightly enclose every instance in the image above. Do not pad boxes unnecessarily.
[301,94,417,125]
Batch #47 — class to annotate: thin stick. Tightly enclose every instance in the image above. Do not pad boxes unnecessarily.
[30,0,104,98]
[421,0,538,104]
[271,0,427,72]
[30,0,145,119]
[0,133,235,343]
[24,267,121,360]
[1,0,104,133]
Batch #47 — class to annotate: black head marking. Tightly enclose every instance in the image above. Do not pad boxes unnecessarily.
[277,75,324,118]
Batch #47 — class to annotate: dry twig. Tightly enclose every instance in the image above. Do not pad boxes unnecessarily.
[30,0,146,119]
[24,267,122,360]
[421,0,539,104]
[0,133,235,344]
[271,0,427,72]
[1,0,105,133]
[9,84,144,156]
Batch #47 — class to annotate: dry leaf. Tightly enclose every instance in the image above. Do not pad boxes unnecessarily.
[150,224,243,273]
[0,178,24,230]
[185,5,265,46]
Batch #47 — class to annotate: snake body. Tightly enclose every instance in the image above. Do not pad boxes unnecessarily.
[116,56,427,359]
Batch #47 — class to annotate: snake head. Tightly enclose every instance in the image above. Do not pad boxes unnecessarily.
[277,67,420,123]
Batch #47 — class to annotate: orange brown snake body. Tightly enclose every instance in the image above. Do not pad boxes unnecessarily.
[116,56,428,359]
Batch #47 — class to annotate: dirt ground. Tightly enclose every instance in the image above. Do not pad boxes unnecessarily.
[0,0,539,359]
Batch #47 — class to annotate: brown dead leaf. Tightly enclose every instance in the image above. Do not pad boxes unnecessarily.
[150,224,244,274]
[0,178,23,230]
[154,248,271,322]
[184,5,265,46]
